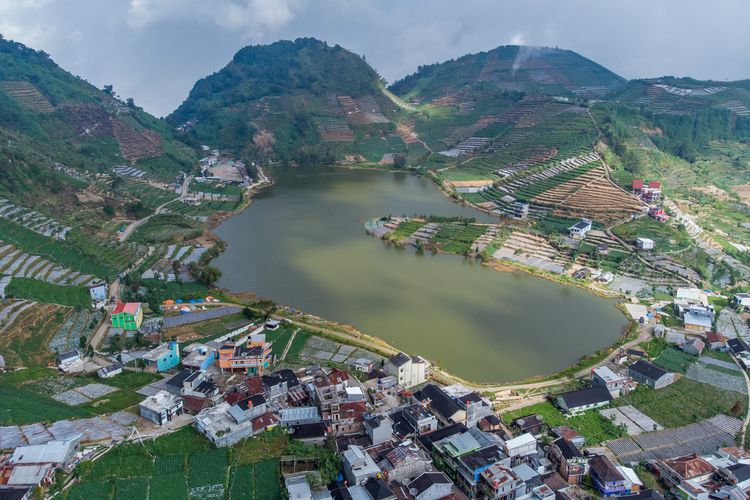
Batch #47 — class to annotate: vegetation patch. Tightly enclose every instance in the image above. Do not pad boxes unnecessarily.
[6,277,90,308]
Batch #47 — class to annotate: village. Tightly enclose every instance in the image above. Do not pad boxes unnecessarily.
[2,268,750,499]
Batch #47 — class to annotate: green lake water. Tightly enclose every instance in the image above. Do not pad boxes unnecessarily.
[214,167,626,382]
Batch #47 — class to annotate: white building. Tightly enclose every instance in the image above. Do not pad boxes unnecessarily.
[342,445,381,485]
[568,219,592,240]
[139,390,183,426]
[635,237,655,251]
[385,352,428,388]
[504,433,537,458]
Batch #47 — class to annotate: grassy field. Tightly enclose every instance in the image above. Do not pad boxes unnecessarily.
[0,369,159,424]
[6,278,90,308]
[611,217,692,253]
[653,347,696,373]
[616,378,745,428]
[67,427,286,500]
[131,214,203,244]
[501,400,625,444]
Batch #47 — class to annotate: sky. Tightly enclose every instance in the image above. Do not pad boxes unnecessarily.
[1,0,748,117]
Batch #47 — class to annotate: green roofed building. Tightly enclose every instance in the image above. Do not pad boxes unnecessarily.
[111,302,143,331]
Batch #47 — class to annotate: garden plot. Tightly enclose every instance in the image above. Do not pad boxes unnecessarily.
[716,309,750,340]
[337,95,388,125]
[0,241,97,286]
[299,336,385,366]
[52,383,118,406]
[685,357,746,394]
[0,198,71,240]
[315,116,354,141]
[600,406,663,435]
[49,309,102,353]
[112,119,162,161]
[0,411,137,447]
[606,415,741,463]
[112,165,146,178]
[0,300,35,332]
[493,231,567,273]
[0,81,54,113]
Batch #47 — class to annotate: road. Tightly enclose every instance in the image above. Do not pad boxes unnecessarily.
[119,175,191,242]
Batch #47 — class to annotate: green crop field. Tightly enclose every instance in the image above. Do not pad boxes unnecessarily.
[501,400,625,444]
[284,331,312,361]
[616,379,745,428]
[65,427,289,500]
[6,278,90,308]
[653,347,696,373]
[0,378,91,424]
[389,220,425,240]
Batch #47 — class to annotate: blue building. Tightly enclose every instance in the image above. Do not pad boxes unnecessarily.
[143,342,180,372]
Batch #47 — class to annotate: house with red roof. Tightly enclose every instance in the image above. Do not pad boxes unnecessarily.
[111,302,143,330]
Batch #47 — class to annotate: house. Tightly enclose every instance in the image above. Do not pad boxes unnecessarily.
[139,390,183,425]
[142,342,180,372]
[0,486,32,499]
[654,454,715,491]
[400,404,438,435]
[479,464,525,499]
[110,302,143,330]
[589,455,627,496]
[56,350,84,374]
[182,344,215,371]
[554,385,612,414]
[369,440,433,483]
[549,438,587,484]
[364,414,393,445]
[591,366,630,397]
[96,362,123,379]
[683,338,705,356]
[407,471,453,500]
[728,338,750,355]
[279,406,321,427]
[413,384,466,425]
[732,293,750,309]
[88,281,107,306]
[675,288,709,308]
[385,352,427,388]
[285,476,312,500]
[617,466,644,494]
[628,360,676,389]
[334,401,367,436]
[512,201,529,220]
[347,357,374,373]
[705,332,728,351]
[262,368,300,401]
[717,462,750,490]
[635,238,655,251]
[217,334,273,375]
[342,445,381,485]
[648,206,668,221]
[194,402,254,447]
[513,414,545,436]
[290,422,328,446]
[568,219,592,239]
[9,436,81,468]
[504,433,536,458]
[182,395,209,415]
[363,477,396,500]
[632,179,644,194]
[641,182,662,203]
[683,306,714,333]
[550,426,585,448]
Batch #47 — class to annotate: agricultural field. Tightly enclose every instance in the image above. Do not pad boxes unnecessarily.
[131,214,203,244]
[0,368,92,424]
[652,346,696,373]
[612,217,691,253]
[0,303,71,367]
[6,278,90,308]
[66,427,285,500]
[616,378,745,428]
[501,400,625,444]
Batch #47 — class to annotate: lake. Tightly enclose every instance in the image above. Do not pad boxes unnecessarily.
[214,167,626,382]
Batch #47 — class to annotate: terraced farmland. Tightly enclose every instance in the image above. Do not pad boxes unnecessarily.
[0,302,70,367]
[0,80,54,113]
[0,241,98,288]
[0,197,71,240]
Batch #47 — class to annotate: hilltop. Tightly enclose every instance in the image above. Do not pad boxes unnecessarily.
[170,38,413,166]
[389,44,626,102]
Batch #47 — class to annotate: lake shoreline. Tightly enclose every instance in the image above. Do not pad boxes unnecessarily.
[208,165,633,385]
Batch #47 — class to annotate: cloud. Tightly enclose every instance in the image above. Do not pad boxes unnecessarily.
[127,0,304,37]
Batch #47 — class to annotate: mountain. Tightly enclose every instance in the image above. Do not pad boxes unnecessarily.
[169,38,411,165]
[0,35,195,210]
[389,45,626,102]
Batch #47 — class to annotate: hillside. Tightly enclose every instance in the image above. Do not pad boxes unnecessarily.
[169,38,414,165]
[390,45,626,102]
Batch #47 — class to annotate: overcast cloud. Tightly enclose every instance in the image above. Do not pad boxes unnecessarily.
[1,0,747,116]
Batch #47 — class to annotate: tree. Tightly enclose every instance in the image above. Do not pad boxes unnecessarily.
[103,84,114,95]
[198,266,222,287]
